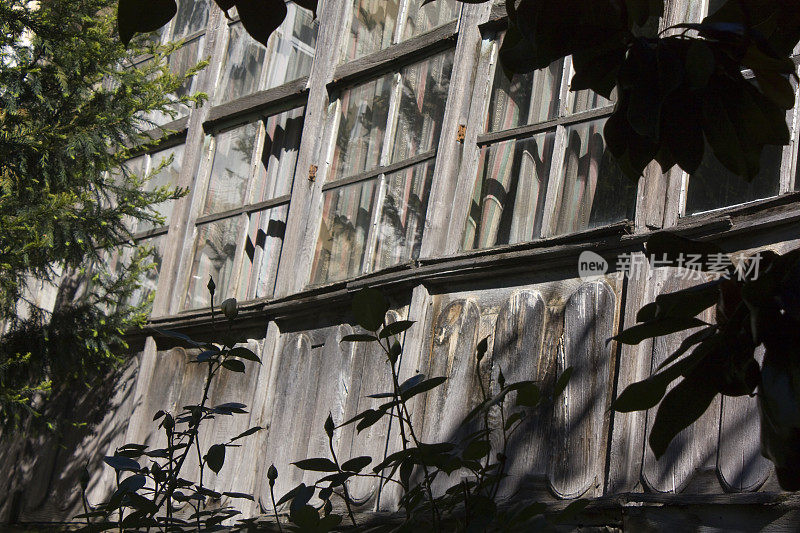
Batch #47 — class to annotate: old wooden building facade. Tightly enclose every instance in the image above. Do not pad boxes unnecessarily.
[3,0,800,528]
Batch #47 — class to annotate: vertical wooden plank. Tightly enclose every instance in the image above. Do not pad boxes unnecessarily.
[337,313,399,506]
[491,291,551,498]
[718,346,770,492]
[261,333,312,499]
[549,280,616,499]
[642,276,721,493]
[418,299,481,495]
[302,325,355,492]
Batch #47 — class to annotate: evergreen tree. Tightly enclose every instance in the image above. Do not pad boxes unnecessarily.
[0,0,205,429]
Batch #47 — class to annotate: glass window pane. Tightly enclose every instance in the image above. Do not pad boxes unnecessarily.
[402,0,458,41]
[129,235,167,308]
[171,0,210,39]
[184,218,241,310]
[463,132,556,250]
[487,59,564,132]
[330,74,393,181]
[391,50,454,163]
[253,108,305,202]
[203,122,259,215]
[566,86,615,115]
[344,0,401,62]
[551,118,637,235]
[215,22,267,105]
[311,180,377,284]
[264,4,318,89]
[372,160,434,270]
[136,145,184,233]
[686,144,782,214]
[170,37,205,118]
[238,205,288,301]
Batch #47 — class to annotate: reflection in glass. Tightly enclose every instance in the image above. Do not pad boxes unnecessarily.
[344,0,401,62]
[331,74,393,180]
[463,132,556,250]
[311,180,377,284]
[203,122,259,215]
[129,235,167,308]
[216,22,266,104]
[686,144,782,214]
[566,86,615,114]
[402,0,458,41]
[171,0,210,39]
[486,59,564,132]
[136,145,184,233]
[238,205,288,300]
[253,108,305,202]
[551,118,636,235]
[170,37,205,118]
[391,51,454,163]
[185,217,241,310]
[372,160,434,270]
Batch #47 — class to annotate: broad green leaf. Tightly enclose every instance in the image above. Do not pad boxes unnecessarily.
[291,458,338,472]
[206,444,226,474]
[352,288,389,331]
[401,376,447,401]
[379,320,415,339]
[229,346,260,363]
[229,426,263,442]
[103,455,140,472]
[222,359,246,373]
[117,0,177,46]
[340,456,371,473]
[613,317,707,345]
[340,334,378,342]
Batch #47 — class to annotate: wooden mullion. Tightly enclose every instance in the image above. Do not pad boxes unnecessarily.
[321,150,436,192]
[475,105,613,146]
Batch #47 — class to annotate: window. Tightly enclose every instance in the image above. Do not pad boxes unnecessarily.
[463,35,635,251]
[214,3,318,105]
[145,0,212,126]
[181,108,304,310]
[342,0,459,62]
[310,50,454,284]
[110,146,184,308]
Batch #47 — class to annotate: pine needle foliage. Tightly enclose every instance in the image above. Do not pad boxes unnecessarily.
[0,0,206,430]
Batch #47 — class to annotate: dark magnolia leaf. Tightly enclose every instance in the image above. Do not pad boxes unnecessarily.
[117,0,177,46]
[612,373,671,412]
[552,498,590,524]
[229,426,263,442]
[213,0,236,14]
[614,317,707,345]
[319,514,343,530]
[341,408,378,427]
[152,327,204,347]
[223,491,254,500]
[504,411,525,431]
[685,40,715,89]
[229,346,260,363]
[366,391,395,399]
[623,0,664,27]
[103,455,140,472]
[389,340,402,365]
[462,439,491,461]
[356,408,386,433]
[291,458,338,472]
[197,349,221,363]
[400,373,426,392]
[222,358,246,373]
[324,413,335,438]
[118,474,147,493]
[152,410,165,421]
[514,382,540,407]
[661,88,704,174]
[401,376,447,401]
[290,504,320,529]
[571,45,625,99]
[649,366,718,459]
[289,484,316,514]
[352,287,389,331]
[553,367,573,399]
[636,281,721,322]
[236,0,287,48]
[703,85,757,179]
[316,471,354,486]
[703,0,800,57]
[215,402,248,412]
[340,334,378,343]
[291,0,318,17]
[206,444,226,474]
[341,456,371,473]
[379,320,415,339]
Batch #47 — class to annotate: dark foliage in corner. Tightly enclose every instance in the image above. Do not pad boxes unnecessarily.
[612,232,800,491]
